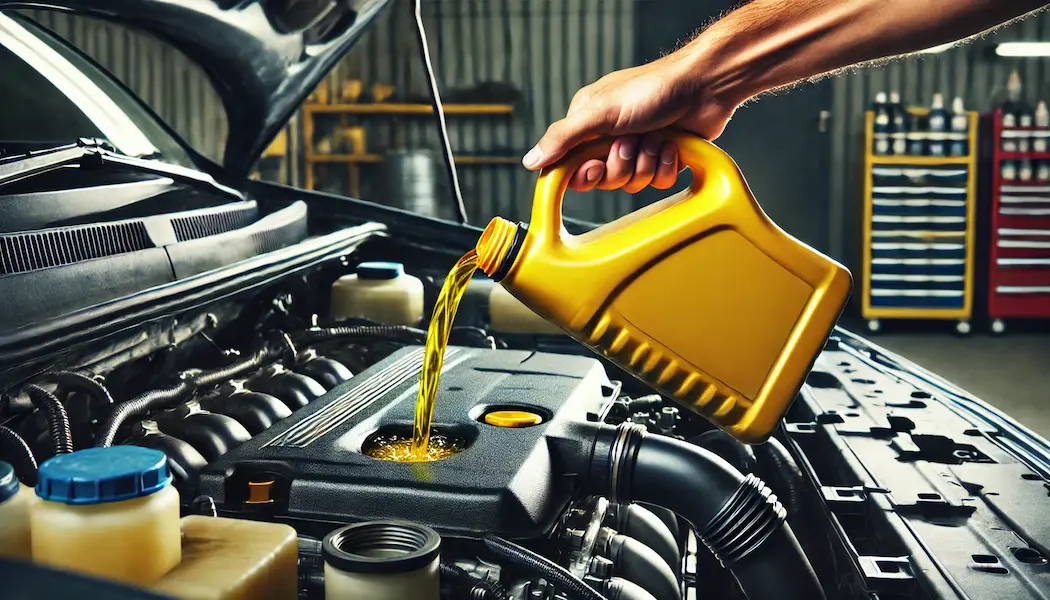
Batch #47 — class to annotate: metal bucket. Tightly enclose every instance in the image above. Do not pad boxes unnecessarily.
[378,150,455,220]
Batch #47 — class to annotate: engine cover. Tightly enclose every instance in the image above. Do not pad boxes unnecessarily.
[197,346,616,537]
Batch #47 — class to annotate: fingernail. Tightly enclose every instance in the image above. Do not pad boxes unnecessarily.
[586,165,604,182]
[522,146,543,168]
[618,138,637,160]
[660,146,676,165]
[643,137,661,156]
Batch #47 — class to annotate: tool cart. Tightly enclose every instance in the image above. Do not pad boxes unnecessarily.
[861,109,979,335]
[985,109,1050,334]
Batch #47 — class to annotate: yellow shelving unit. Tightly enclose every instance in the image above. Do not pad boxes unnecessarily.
[301,103,517,196]
[861,109,979,335]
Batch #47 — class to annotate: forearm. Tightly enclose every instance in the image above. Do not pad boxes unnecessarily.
[681,0,1048,105]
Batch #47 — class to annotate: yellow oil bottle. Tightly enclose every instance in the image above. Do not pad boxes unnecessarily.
[476,129,852,444]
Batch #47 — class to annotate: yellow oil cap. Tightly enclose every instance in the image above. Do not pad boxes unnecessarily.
[484,410,543,428]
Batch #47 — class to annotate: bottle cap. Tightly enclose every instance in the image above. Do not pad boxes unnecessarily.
[355,261,405,280]
[875,92,887,103]
[36,446,171,505]
[931,93,944,108]
[890,91,901,103]
[952,97,965,113]
[0,461,18,503]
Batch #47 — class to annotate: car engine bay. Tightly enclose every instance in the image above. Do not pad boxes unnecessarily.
[2,203,1049,600]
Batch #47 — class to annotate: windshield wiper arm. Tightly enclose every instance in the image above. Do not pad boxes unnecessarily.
[0,138,244,200]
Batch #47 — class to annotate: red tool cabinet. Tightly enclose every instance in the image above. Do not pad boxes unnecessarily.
[987,109,1050,333]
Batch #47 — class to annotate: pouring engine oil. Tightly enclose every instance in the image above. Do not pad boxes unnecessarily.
[475,129,852,444]
[367,250,479,462]
[365,432,465,462]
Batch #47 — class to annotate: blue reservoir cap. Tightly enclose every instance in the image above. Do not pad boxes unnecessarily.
[356,261,404,280]
[36,447,171,505]
[0,461,18,503]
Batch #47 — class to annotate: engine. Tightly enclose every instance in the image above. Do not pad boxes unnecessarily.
[0,258,827,600]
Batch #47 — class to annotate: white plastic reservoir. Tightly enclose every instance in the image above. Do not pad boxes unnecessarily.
[330,262,425,327]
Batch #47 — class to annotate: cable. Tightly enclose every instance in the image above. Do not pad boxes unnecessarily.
[293,325,428,346]
[0,426,38,485]
[96,382,191,448]
[48,371,115,411]
[413,0,469,224]
[25,384,73,456]
[439,562,507,600]
[96,345,284,447]
[483,535,605,600]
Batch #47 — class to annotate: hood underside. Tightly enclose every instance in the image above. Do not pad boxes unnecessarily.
[0,0,391,178]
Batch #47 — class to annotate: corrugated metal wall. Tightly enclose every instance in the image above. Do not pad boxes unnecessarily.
[22,4,1047,238]
[19,9,228,164]
[327,0,636,223]
[829,13,1050,266]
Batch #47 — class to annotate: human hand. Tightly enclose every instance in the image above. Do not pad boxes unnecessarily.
[521,51,738,193]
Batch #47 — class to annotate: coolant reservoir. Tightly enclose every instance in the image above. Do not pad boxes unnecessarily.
[0,461,32,559]
[323,521,440,600]
[31,446,181,585]
[151,515,298,600]
[330,261,424,326]
[489,284,563,334]
[476,129,852,444]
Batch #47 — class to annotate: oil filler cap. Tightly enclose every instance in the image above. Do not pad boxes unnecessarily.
[484,410,544,428]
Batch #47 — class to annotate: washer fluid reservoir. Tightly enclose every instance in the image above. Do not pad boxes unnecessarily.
[476,129,852,443]
[330,261,424,326]
[0,461,33,559]
[31,446,181,585]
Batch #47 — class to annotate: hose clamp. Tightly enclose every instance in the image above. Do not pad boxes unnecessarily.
[608,423,646,505]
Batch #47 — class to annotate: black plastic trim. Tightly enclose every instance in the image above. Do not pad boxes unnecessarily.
[491,222,528,283]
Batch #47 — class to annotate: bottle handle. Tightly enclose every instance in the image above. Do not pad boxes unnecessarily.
[530,128,743,240]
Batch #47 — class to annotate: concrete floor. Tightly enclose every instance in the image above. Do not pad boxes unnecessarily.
[871,333,1050,438]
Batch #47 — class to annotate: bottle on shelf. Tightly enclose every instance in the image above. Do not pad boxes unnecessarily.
[1034,101,1050,153]
[1020,158,1034,181]
[872,91,891,156]
[1020,111,1034,153]
[889,91,909,155]
[927,93,948,157]
[1036,160,1050,182]
[1002,160,1018,182]
[906,111,926,156]
[949,97,968,157]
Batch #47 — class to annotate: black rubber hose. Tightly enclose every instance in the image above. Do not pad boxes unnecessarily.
[96,382,191,448]
[293,325,427,346]
[482,535,604,600]
[25,384,73,455]
[753,437,805,517]
[0,425,38,485]
[611,504,680,573]
[439,562,507,600]
[96,346,280,448]
[689,429,757,475]
[601,578,657,600]
[192,347,275,388]
[606,534,679,600]
[591,423,826,600]
[48,371,115,409]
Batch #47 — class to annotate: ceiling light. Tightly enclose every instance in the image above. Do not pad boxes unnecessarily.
[996,42,1050,57]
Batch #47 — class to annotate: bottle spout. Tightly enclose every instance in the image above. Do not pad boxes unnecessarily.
[476,217,527,281]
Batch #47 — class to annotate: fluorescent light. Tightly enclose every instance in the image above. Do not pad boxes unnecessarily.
[918,42,956,55]
[996,42,1050,57]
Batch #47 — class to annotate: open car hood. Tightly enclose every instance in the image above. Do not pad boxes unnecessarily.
[0,0,390,178]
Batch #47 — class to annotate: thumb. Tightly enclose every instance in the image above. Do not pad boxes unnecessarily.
[523,107,612,170]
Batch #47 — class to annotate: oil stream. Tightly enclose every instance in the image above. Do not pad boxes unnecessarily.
[366,250,479,462]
